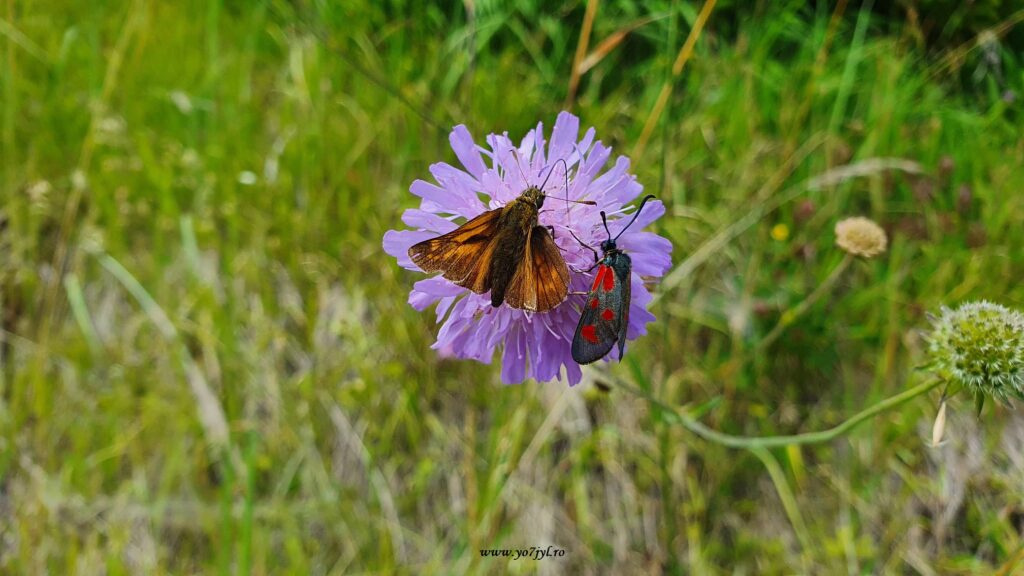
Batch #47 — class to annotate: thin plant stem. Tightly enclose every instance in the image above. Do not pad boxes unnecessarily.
[608,374,943,449]
[96,251,239,467]
[632,0,717,161]
[63,273,102,354]
[751,446,815,561]
[995,545,1024,576]
[758,253,855,352]
[38,1,144,344]
[565,0,599,108]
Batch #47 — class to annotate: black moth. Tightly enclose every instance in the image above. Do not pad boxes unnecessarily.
[571,195,656,365]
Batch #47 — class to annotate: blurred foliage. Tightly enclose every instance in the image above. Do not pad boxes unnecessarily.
[1,0,1024,574]
[894,0,1024,43]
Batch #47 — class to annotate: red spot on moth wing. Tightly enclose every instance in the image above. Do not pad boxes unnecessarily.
[589,298,599,309]
[602,266,614,291]
[590,266,607,291]
[601,309,614,321]
[581,325,599,344]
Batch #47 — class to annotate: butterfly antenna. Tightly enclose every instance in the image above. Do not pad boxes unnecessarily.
[613,195,657,241]
[539,158,566,192]
[511,149,530,186]
[562,160,572,224]
[536,158,572,218]
[600,211,612,241]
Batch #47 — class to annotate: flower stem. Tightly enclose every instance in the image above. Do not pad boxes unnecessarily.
[757,252,854,352]
[610,375,943,449]
[750,446,815,560]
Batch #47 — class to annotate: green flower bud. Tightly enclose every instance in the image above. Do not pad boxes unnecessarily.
[927,301,1024,403]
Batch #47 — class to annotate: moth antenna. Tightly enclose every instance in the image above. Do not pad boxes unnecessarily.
[568,228,599,263]
[600,211,612,241]
[613,195,657,241]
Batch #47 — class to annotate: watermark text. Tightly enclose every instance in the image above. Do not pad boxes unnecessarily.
[479,545,566,560]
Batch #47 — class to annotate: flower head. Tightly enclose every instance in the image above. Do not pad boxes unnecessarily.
[383,112,672,385]
[835,216,887,258]
[926,301,1024,403]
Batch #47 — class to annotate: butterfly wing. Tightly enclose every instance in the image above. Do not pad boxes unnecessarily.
[407,208,503,294]
[571,252,632,364]
[504,225,570,312]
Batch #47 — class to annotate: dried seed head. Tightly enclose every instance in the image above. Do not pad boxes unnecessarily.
[835,216,887,258]
[927,301,1024,404]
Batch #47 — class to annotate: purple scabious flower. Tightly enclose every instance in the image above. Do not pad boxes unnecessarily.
[383,112,672,385]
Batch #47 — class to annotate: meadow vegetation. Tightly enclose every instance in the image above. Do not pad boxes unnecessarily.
[2,1,1024,573]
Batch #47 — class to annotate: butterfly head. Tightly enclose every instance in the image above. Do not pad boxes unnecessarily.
[522,185,545,209]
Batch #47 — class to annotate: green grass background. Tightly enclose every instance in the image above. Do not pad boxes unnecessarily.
[2,1,1024,574]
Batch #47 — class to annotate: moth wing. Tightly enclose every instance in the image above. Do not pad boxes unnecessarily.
[407,208,502,293]
[504,226,570,312]
[612,254,632,359]
[571,259,630,365]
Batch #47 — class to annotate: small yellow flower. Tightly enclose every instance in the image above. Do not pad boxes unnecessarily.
[835,216,887,258]
[779,309,797,326]
[771,223,789,241]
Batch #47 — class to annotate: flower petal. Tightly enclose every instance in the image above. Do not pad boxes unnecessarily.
[460,316,498,362]
[549,112,580,165]
[480,168,515,206]
[501,325,527,384]
[592,166,642,208]
[384,229,436,270]
[519,126,539,165]
[401,209,457,233]
[410,179,484,218]
[625,279,656,339]
[409,280,463,312]
[564,357,582,385]
[436,295,457,322]
[620,233,673,276]
[434,299,471,346]
[572,142,611,198]
[607,199,665,237]
[626,305,656,340]
[428,162,488,209]
[573,127,596,165]
[450,125,487,179]
[411,277,464,301]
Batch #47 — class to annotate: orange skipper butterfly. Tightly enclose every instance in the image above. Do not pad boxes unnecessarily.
[408,162,595,312]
